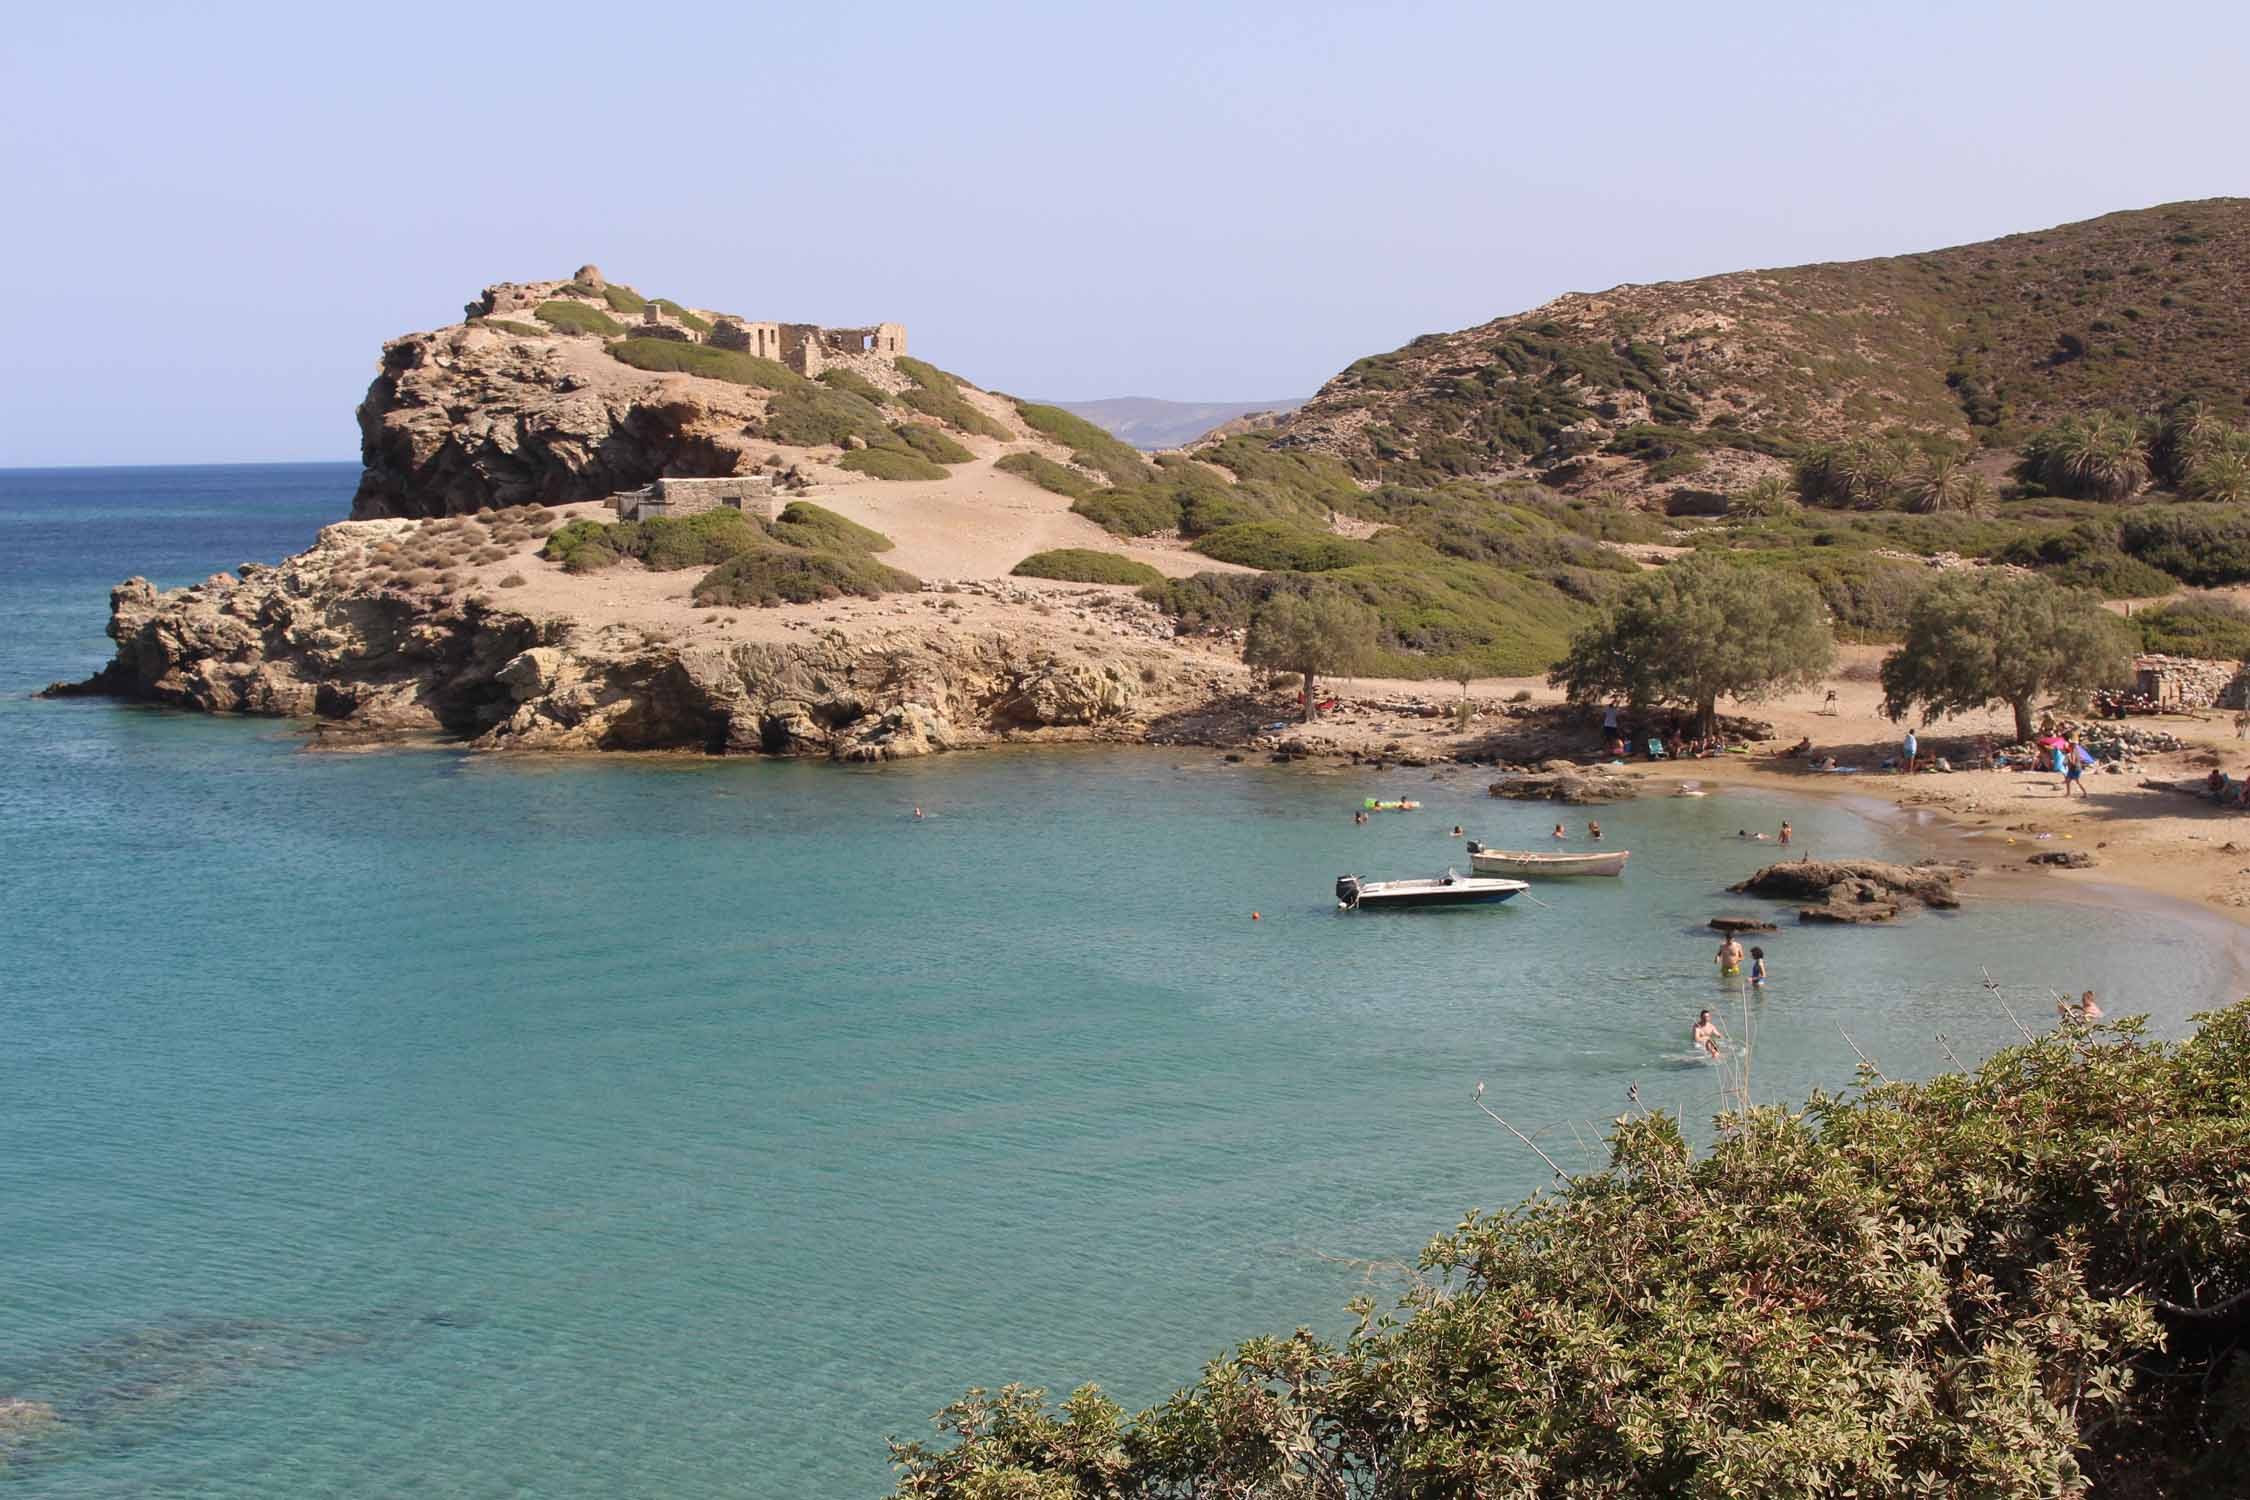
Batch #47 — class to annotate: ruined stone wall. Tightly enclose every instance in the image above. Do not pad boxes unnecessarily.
[2133,655,2248,708]
[616,477,778,522]
[779,324,826,378]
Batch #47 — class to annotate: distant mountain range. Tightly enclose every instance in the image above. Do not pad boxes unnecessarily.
[1041,397,1307,451]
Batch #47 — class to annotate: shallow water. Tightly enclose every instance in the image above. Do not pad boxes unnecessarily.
[3,467,2243,1497]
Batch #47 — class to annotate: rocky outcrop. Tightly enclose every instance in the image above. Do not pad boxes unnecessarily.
[2028,849,2098,869]
[1730,858,1970,924]
[1488,762,1640,804]
[351,323,766,518]
[46,525,1162,761]
[1709,916,1779,933]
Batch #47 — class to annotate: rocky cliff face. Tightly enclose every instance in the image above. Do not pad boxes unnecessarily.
[51,523,1164,760]
[351,324,765,519]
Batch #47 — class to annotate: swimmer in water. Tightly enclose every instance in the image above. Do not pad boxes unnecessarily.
[1715,935,1744,977]
[2058,990,2102,1023]
[914,806,924,819]
[1778,821,1792,845]
[1451,825,1464,837]
[1552,823,1567,840]
[1749,946,1766,988]
[1588,820,1603,840]
[1693,1008,1725,1058]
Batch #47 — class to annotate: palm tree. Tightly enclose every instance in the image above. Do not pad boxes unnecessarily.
[2028,414,2148,501]
[2154,399,2232,484]
[1728,474,1797,518]
[1901,454,1994,515]
[2184,433,2250,505]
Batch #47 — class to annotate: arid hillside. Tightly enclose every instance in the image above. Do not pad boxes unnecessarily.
[1260,198,2250,501]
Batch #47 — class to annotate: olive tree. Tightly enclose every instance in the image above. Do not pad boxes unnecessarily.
[1244,586,1379,722]
[1548,555,1833,737]
[1880,571,2132,741]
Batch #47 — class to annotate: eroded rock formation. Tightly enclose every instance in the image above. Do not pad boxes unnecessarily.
[47,525,1164,760]
[1730,858,1970,924]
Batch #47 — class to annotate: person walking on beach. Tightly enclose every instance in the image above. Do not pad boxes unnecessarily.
[1693,1008,1725,1058]
[2064,738,2088,797]
[1715,935,1744,977]
[1902,728,1919,774]
[1749,947,1767,988]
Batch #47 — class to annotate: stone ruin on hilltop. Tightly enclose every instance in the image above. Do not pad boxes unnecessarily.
[467,263,906,378]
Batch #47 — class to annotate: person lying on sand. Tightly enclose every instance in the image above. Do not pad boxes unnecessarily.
[1693,1009,1726,1058]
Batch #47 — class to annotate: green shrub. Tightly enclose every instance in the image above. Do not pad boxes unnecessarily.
[608,338,800,390]
[838,446,947,480]
[765,384,895,448]
[541,518,620,570]
[1071,487,1183,537]
[2017,413,2151,500]
[1013,401,1154,486]
[1010,549,1165,585]
[769,501,894,554]
[477,318,548,338]
[634,509,765,570]
[818,368,892,406]
[1190,521,1376,572]
[996,452,1097,499]
[892,423,973,465]
[535,300,626,337]
[2120,505,2250,586]
[897,386,1010,440]
[649,298,710,333]
[2134,594,2250,658]
[692,547,919,607]
[893,1005,2250,1499]
[598,284,647,315]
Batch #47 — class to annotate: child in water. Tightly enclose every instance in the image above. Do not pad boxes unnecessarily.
[1552,823,1567,840]
[1588,821,1603,840]
[1749,947,1766,988]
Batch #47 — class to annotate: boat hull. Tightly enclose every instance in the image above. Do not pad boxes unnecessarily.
[1338,876,1528,909]
[1469,849,1630,878]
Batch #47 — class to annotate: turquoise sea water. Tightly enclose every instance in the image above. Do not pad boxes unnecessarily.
[3,466,2244,1498]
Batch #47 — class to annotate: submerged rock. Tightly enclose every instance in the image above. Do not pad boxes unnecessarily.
[1488,767,1640,804]
[1709,916,1779,933]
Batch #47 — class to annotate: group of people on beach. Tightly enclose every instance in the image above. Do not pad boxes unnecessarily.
[1596,705,1732,761]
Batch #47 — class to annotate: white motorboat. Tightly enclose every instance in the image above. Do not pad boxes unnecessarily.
[1336,872,1528,910]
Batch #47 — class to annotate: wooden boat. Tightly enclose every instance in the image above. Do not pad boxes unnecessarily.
[1465,845,1630,878]
[1336,872,1527,910]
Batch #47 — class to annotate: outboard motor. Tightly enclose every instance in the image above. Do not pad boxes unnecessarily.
[1336,875,1363,910]
[1464,839,1483,854]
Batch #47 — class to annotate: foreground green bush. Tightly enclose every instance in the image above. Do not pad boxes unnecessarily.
[534,300,626,337]
[541,509,764,572]
[893,1003,2250,1499]
[1190,521,1377,572]
[768,500,894,554]
[608,338,798,389]
[692,547,918,606]
[765,384,895,448]
[838,446,947,481]
[2134,594,2250,659]
[996,452,1097,499]
[1014,401,1155,486]
[1010,549,1165,585]
[892,423,974,465]
[2119,505,2250,587]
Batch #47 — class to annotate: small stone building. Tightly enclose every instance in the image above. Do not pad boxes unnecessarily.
[611,477,777,523]
[2132,654,2250,709]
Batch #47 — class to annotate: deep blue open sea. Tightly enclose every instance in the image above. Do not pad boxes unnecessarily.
[3,465,2244,1497]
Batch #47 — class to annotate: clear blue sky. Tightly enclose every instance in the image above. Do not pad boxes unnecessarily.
[2,0,2241,465]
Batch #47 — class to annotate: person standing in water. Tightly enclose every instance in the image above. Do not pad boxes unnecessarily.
[1749,947,1767,988]
[1778,821,1792,845]
[1693,1009,1725,1058]
[1715,935,1744,977]
[1588,820,1603,840]
[1552,823,1567,840]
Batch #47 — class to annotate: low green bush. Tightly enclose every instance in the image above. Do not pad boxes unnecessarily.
[996,452,1096,498]
[1190,521,1377,572]
[608,338,799,389]
[539,509,765,572]
[818,368,892,406]
[1010,549,1166,585]
[477,318,548,338]
[535,300,626,337]
[893,423,973,465]
[1013,401,1154,486]
[598,284,647,315]
[2120,505,2250,586]
[769,501,894,554]
[898,386,1010,440]
[838,446,947,480]
[2134,594,2250,658]
[765,384,895,448]
[692,547,919,607]
[649,298,710,333]
[1071,487,1181,536]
